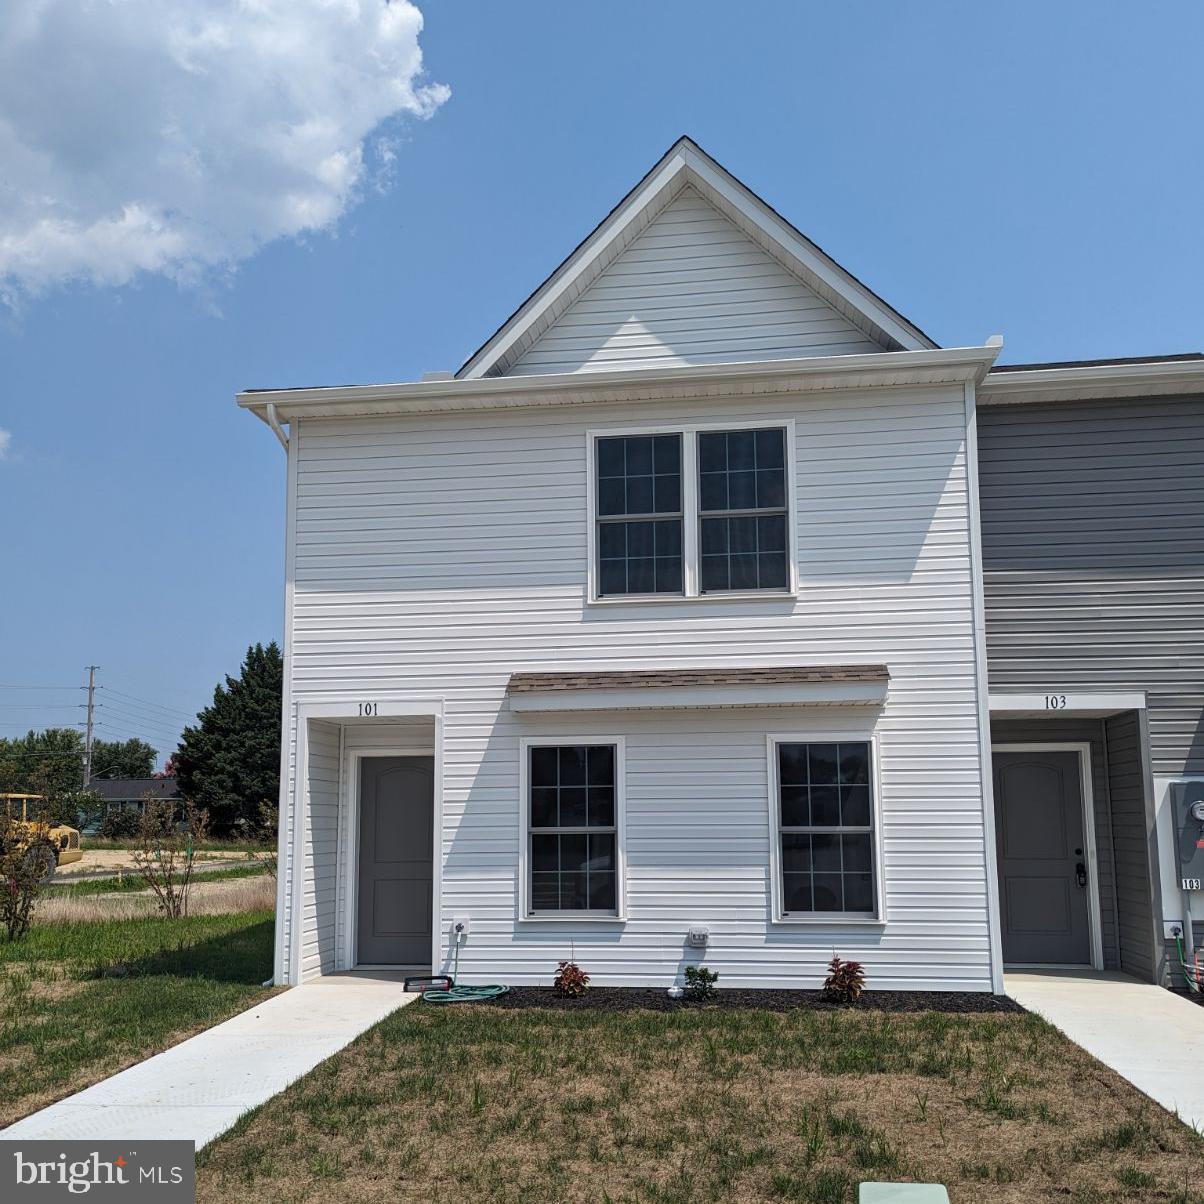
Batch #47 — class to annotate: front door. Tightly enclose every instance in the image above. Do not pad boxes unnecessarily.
[357,756,434,966]
[994,750,1091,965]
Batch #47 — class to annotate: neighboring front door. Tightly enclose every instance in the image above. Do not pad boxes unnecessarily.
[357,756,434,966]
[994,750,1091,965]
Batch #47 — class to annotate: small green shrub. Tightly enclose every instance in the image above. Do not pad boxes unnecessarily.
[553,960,589,998]
[99,806,141,840]
[822,954,866,1004]
[684,964,719,1000]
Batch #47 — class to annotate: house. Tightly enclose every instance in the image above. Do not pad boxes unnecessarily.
[88,776,181,815]
[239,137,1204,993]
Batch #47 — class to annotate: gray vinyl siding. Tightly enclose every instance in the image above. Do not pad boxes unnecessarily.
[1104,712,1158,981]
[989,717,1120,970]
[979,394,1204,777]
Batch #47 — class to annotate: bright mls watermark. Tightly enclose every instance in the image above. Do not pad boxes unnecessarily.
[3,1141,194,1201]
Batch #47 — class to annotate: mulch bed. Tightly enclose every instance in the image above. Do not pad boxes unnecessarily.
[481,985,1025,1014]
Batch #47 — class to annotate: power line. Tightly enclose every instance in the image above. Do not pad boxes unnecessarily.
[98,699,190,729]
[101,686,195,720]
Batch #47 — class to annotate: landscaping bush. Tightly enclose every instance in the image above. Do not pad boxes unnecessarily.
[553,960,589,997]
[822,954,866,1004]
[684,964,719,1000]
[132,798,210,918]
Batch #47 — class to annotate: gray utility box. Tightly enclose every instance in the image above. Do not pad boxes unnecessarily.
[1170,780,1204,890]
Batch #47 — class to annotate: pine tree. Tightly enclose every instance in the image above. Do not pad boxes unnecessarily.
[175,642,282,834]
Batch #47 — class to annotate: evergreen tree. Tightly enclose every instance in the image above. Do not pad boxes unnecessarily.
[174,642,282,834]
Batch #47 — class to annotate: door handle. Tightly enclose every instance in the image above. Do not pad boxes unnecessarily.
[1075,862,1087,889]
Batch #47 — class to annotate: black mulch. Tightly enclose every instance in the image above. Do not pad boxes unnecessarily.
[477,986,1025,1014]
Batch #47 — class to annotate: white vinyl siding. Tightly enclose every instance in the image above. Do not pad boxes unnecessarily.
[507,187,882,376]
[281,382,990,990]
[299,718,340,981]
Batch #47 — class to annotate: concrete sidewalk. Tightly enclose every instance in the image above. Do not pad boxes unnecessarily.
[0,972,414,1148]
[1006,970,1204,1131]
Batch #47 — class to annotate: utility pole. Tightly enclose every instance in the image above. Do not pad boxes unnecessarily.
[82,665,98,787]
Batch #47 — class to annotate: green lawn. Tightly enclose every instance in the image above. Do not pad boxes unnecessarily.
[0,909,275,1126]
[197,1003,1204,1204]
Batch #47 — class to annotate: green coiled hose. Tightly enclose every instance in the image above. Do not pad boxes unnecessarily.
[422,983,509,1003]
[421,935,509,1004]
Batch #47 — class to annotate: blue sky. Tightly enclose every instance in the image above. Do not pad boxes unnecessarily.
[1,1,1201,764]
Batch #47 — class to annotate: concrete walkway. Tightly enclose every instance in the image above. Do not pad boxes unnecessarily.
[0,972,415,1148]
[1006,970,1204,1131]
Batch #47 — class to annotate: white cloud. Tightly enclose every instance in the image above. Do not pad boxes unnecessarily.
[0,1,448,300]
[0,429,11,459]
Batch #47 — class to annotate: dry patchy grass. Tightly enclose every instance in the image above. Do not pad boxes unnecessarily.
[35,873,276,924]
[196,1004,1204,1204]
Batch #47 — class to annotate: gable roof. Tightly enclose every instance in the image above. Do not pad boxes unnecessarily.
[88,777,181,803]
[458,136,936,379]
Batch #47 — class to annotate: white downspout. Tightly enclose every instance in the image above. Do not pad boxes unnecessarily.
[266,402,289,451]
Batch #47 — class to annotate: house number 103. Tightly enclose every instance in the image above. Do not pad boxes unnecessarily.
[358,702,378,717]
[1045,694,1067,710]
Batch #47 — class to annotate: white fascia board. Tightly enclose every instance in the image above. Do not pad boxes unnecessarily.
[238,344,1001,425]
[508,681,889,714]
[989,691,1147,717]
[981,360,1204,405]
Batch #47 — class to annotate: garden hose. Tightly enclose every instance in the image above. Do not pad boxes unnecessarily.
[422,983,509,1003]
[1173,930,1202,994]
[420,934,509,1004]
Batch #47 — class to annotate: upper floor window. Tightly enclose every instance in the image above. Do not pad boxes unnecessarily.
[596,434,683,597]
[592,424,792,601]
[699,428,788,593]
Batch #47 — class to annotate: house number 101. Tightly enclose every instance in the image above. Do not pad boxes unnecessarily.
[1044,694,1067,710]
[358,702,378,717]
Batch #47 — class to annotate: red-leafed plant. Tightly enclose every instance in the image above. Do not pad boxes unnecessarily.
[554,960,590,998]
[822,954,866,1004]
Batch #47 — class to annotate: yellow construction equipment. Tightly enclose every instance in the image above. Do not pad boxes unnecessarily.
[0,793,83,879]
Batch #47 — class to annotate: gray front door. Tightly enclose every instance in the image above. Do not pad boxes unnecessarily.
[357,756,434,966]
[994,750,1091,965]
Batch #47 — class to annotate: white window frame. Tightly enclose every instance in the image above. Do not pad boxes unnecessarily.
[585,418,798,604]
[765,729,886,925]
[517,735,627,923]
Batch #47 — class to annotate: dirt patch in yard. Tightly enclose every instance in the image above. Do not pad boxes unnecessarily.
[485,986,1025,1014]
[196,1004,1204,1204]
[51,849,253,880]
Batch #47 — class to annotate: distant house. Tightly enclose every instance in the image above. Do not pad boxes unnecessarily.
[89,777,181,814]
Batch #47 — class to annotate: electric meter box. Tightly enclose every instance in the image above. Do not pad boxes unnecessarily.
[1169,780,1204,889]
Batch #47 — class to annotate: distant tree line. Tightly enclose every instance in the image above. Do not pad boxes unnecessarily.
[2,641,282,838]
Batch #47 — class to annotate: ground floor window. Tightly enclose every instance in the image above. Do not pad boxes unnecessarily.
[773,739,878,917]
[526,742,620,915]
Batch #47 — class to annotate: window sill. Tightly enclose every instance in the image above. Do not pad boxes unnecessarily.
[773,914,886,927]
[587,591,797,607]
[519,913,626,924]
